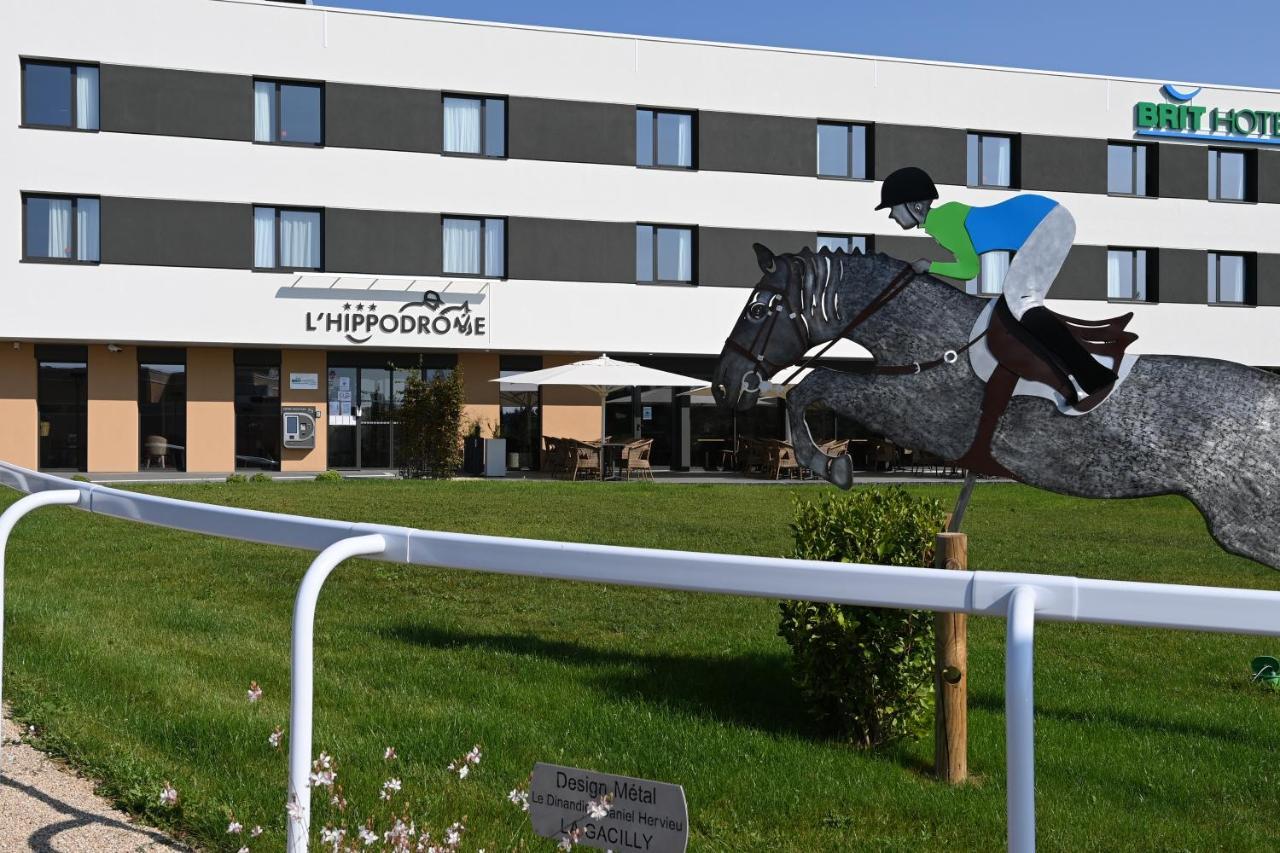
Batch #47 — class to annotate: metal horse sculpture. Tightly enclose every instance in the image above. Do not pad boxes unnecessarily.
[713,244,1280,571]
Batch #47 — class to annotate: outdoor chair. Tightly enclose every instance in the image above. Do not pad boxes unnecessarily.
[143,435,168,469]
[620,439,654,481]
[568,441,602,480]
[542,436,570,477]
[741,438,769,476]
[765,440,800,480]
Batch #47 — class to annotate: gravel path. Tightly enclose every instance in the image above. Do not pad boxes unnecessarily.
[0,712,187,852]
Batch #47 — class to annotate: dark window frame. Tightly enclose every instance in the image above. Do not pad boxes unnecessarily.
[441,92,508,159]
[815,120,872,181]
[1106,246,1157,304]
[440,214,508,279]
[636,222,697,286]
[252,205,325,272]
[1207,250,1256,306]
[636,107,698,171]
[1207,147,1256,204]
[252,77,325,147]
[815,233,873,255]
[20,58,99,132]
[1106,141,1158,198]
[966,130,1020,189]
[21,192,100,265]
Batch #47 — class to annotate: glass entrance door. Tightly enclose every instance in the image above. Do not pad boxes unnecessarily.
[327,363,408,469]
[358,367,393,469]
[37,356,88,471]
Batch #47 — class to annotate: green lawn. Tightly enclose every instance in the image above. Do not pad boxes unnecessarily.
[3,479,1280,852]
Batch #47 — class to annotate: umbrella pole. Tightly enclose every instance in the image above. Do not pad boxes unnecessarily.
[600,390,606,481]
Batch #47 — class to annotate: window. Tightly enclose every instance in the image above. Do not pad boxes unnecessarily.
[967,133,1015,188]
[816,122,869,179]
[1107,248,1152,302]
[1208,252,1252,304]
[23,194,99,263]
[1107,143,1152,196]
[636,109,694,169]
[253,206,322,270]
[234,350,281,472]
[253,79,323,145]
[974,251,1010,296]
[37,345,88,472]
[636,224,694,284]
[442,217,506,277]
[816,234,870,254]
[139,349,187,472]
[22,60,98,130]
[500,355,543,471]
[1208,149,1253,202]
[442,95,506,157]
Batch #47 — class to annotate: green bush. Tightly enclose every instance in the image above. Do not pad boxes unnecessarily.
[314,470,343,483]
[71,474,91,483]
[249,472,272,483]
[779,488,946,748]
[225,474,247,484]
[397,366,466,479]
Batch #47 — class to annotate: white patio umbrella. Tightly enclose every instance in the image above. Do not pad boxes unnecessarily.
[491,354,705,476]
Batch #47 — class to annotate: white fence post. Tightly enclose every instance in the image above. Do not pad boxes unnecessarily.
[0,489,81,777]
[1005,585,1038,853]
[287,533,387,853]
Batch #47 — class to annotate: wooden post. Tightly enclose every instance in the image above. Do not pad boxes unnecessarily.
[934,531,968,784]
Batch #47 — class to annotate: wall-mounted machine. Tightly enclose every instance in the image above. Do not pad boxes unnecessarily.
[282,406,318,449]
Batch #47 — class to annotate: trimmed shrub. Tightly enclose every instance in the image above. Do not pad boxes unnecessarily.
[71,474,90,483]
[249,472,272,483]
[779,488,946,748]
[225,474,247,484]
[314,470,343,483]
[398,367,466,479]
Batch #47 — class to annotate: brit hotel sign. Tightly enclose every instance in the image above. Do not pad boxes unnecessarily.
[1134,84,1280,146]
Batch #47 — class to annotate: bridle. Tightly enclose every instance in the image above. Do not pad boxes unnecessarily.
[723,260,987,392]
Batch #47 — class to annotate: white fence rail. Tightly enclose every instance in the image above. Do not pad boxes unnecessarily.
[1,462,1278,852]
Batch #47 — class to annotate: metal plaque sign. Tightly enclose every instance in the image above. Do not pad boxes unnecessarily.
[528,762,688,852]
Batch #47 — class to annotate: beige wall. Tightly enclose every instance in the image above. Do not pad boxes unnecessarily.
[87,345,139,473]
[540,353,602,442]
[281,350,327,473]
[459,352,500,435]
[186,347,235,473]
[0,345,37,469]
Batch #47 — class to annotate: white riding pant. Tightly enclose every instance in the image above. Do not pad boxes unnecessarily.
[1000,204,1076,321]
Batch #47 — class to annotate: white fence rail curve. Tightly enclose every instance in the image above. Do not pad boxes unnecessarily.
[1,462,1279,852]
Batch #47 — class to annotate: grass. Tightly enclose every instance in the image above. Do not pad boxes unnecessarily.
[3,478,1280,852]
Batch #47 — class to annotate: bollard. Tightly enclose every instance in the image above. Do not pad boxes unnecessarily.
[934,531,968,784]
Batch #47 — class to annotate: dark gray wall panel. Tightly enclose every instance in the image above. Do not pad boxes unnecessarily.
[698,228,813,287]
[1258,151,1280,205]
[325,84,438,153]
[1158,143,1207,200]
[325,209,437,275]
[875,234,963,288]
[875,125,967,186]
[1021,135,1107,195]
[100,198,250,269]
[507,218,633,282]
[698,113,814,177]
[1051,245,1106,300]
[1158,248,1207,303]
[1257,253,1280,306]
[507,98,633,165]
[100,65,251,141]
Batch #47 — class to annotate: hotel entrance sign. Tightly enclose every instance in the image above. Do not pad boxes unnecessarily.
[1134,85,1280,146]
[528,762,688,852]
[303,290,488,345]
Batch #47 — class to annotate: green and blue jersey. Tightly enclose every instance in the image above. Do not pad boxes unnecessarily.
[923,194,1058,280]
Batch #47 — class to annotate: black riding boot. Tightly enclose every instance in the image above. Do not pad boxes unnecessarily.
[1018,306,1117,396]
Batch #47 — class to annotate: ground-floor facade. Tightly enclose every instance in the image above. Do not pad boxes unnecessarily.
[0,343,842,475]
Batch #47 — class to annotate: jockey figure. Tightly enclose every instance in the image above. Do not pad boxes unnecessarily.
[877,166,1117,405]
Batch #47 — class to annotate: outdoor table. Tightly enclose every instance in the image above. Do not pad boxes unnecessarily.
[696,437,726,470]
[599,442,628,480]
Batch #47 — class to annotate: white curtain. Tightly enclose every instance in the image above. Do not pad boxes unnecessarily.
[75,66,99,130]
[657,112,692,168]
[657,227,692,282]
[280,210,319,269]
[253,81,275,143]
[443,98,481,154]
[1106,250,1125,300]
[253,207,276,268]
[636,225,653,281]
[47,199,72,259]
[979,251,1010,295]
[443,218,481,274]
[483,218,505,277]
[75,198,99,262]
[984,137,1011,187]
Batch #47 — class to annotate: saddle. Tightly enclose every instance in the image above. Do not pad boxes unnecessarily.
[954,299,1138,478]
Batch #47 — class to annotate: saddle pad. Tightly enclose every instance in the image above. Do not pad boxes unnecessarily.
[967,300,1139,417]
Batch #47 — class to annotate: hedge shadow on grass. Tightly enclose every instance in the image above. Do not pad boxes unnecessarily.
[968,691,1255,743]
[389,622,816,739]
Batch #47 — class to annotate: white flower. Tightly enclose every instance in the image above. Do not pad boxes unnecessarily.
[237,847,249,853]
[384,746,397,761]
[268,726,284,749]
[158,782,178,807]
[380,777,402,800]
[587,793,614,819]
[285,795,304,822]
[329,788,348,810]
[310,753,337,787]
[358,826,378,846]
[246,681,263,703]
[227,820,243,834]
[446,745,481,778]
[507,787,530,811]
[250,826,263,838]
[384,818,415,850]
[320,826,346,849]
[444,821,464,847]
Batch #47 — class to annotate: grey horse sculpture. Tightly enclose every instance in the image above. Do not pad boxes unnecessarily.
[713,243,1280,571]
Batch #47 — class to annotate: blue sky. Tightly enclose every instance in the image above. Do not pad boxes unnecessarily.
[320,0,1274,89]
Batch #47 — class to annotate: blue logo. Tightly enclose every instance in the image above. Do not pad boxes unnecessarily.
[1161,84,1202,102]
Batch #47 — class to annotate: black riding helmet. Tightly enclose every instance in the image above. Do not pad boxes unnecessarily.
[875,166,939,210]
